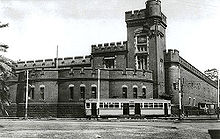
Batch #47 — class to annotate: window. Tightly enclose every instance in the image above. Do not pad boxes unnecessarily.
[122,86,127,98]
[39,85,45,100]
[69,84,74,100]
[136,56,148,70]
[159,103,163,108]
[173,83,177,90]
[193,98,196,106]
[80,85,85,99]
[142,87,146,98]
[109,103,114,108]
[137,35,147,44]
[149,103,153,108]
[115,103,119,108]
[188,97,191,105]
[129,103,135,108]
[100,102,103,108]
[154,103,159,108]
[104,103,108,108]
[144,103,149,108]
[104,57,115,68]
[91,85,97,98]
[86,103,90,109]
[133,87,138,98]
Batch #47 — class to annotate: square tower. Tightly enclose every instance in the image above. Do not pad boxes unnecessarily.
[125,0,167,98]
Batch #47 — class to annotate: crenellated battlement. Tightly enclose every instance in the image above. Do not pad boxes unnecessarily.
[91,41,127,54]
[165,49,180,63]
[16,55,91,69]
[125,9,146,22]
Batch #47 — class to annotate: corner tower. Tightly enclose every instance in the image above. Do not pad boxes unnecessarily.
[125,0,167,98]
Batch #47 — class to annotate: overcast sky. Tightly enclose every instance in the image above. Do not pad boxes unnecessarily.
[0,0,220,72]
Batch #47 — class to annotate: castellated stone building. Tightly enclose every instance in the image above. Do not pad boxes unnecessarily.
[5,0,217,117]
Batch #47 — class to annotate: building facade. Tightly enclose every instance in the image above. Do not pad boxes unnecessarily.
[4,0,218,117]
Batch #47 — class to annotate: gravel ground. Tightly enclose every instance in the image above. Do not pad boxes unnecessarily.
[0,119,219,138]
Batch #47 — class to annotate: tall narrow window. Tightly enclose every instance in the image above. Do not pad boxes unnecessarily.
[133,86,137,98]
[69,84,74,100]
[91,85,97,98]
[39,85,45,100]
[188,97,191,105]
[80,84,85,99]
[142,87,146,98]
[122,85,127,98]
[193,98,196,106]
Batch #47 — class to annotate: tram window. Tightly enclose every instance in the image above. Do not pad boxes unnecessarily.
[130,103,135,107]
[140,103,143,108]
[159,103,163,108]
[109,103,114,108]
[154,103,159,108]
[100,102,103,108]
[144,103,149,108]
[104,103,108,108]
[86,103,90,108]
[115,103,119,108]
[149,103,153,108]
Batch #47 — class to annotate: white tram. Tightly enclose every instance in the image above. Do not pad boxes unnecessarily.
[85,99,171,117]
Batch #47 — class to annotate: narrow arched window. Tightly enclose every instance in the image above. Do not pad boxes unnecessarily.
[31,85,35,99]
[193,98,196,106]
[80,84,86,99]
[188,97,191,105]
[91,85,97,98]
[122,85,127,98]
[142,87,146,98]
[39,85,45,100]
[69,84,74,100]
[133,86,138,98]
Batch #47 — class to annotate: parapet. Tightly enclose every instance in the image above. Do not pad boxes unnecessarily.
[91,41,127,54]
[165,49,180,63]
[125,9,146,22]
[179,57,217,88]
[15,55,91,69]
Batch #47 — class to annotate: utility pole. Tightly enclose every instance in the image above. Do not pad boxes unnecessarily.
[97,69,100,118]
[25,70,29,119]
[217,70,219,119]
[178,67,182,120]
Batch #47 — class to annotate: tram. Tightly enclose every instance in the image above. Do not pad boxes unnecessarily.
[85,98,171,117]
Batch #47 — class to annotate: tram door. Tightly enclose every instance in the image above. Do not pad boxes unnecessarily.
[164,103,168,116]
[91,103,97,116]
[123,103,129,115]
[135,103,141,115]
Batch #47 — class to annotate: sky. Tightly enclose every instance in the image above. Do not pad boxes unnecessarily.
[0,0,220,72]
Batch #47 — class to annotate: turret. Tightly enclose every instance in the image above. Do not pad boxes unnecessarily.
[146,0,161,18]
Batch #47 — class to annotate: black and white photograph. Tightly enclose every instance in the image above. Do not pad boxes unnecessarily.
[0,0,220,138]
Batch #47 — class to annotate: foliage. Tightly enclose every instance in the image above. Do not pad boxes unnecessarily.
[0,55,15,116]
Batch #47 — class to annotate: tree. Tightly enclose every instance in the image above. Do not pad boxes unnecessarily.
[0,22,16,116]
[204,69,218,82]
